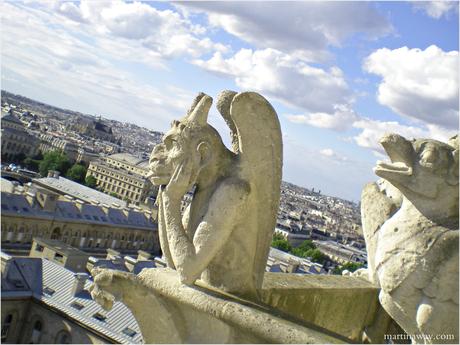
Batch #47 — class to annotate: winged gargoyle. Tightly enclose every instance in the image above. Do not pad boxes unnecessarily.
[148,90,282,299]
[361,133,459,343]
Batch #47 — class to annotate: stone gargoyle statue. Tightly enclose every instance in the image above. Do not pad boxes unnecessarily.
[361,133,459,343]
[147,90,282,299]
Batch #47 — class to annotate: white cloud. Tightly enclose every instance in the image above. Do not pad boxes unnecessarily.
[413,1,459,19]
[353,119,427,153]
[286,104,359,132]
[178,2,392,62]
[194,48,350,115]
[1,2,194,129]
[364,45,459,129]
[45,0,227,60]
[319,148,348,162]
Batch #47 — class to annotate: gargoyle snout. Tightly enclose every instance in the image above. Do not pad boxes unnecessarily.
[149,145,166,164]
[379,133,414,165]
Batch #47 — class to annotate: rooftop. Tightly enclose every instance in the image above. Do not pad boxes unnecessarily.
[34,237,89,257]
[33,175,127,207]
[1,191,156,231]
[1,254,143,343]
[108,153,149,169]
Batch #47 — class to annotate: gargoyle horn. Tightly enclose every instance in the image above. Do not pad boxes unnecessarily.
[186,93,212,127]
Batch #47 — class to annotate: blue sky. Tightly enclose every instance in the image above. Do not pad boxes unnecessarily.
[1,1,458,201]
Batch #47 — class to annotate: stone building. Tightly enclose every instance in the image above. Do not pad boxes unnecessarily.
[29,238,90,273]
[0,187,159,255]
[86,153,157,206]
[38,133,79,162]
[68,117,116,143]
[1,112,39,161]
[1,252,143,344]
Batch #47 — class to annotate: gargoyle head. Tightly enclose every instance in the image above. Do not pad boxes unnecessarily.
[374,133,458,219]
[148,93,229,188]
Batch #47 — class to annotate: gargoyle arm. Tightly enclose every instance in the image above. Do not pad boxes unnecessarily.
[161,180,249,284]
[157,192,176,269]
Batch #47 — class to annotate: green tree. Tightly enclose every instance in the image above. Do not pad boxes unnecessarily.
[306,249,327,264]
[290,240,316,258]
[332,262,365,275]
[271,238,292,253]
[85,175,97,188]
[23,157,40,171]
[38,151,71,177]
[66,163,87,183]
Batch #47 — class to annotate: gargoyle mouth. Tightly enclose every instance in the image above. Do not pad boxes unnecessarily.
[373,134,415,179]
[374,160,413,176]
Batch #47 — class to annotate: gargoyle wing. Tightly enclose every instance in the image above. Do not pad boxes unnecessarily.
[217,91,282,287]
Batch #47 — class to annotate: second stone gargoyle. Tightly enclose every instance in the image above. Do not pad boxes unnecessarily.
[362,133,459,343]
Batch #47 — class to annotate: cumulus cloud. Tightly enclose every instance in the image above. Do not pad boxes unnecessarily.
[352,118,427,153]
[1,2,194,129]
[413,1,459,19]
[286,104,359,132]
[364,45,459,129]
[319,148,348,162]
[178,2,392,62]
[48,0,227,59]
[194,48,350,115]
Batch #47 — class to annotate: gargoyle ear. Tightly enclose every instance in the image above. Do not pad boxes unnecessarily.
[197,141,212,167]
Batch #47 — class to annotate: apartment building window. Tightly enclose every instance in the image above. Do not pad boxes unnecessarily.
[1,314,13,342]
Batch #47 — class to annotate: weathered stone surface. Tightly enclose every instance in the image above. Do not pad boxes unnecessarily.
[361,133,459,343]
[260,273,390,343]
[90,268,344,344]
[148,91,282,299]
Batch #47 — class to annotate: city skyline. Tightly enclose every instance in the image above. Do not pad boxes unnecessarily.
[2,1,458,201]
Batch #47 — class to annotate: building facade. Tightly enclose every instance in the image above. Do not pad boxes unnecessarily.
[86,153,157,206]
[1,252,143,344]
[1,187,159,255]
[1,112,39,161]
[38,133,79,162]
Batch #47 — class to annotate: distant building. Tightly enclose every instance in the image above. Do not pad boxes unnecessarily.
[86,248,157,274]
[86,153,157,206]
[76,147,99,166]
[33,171,128,208]
[266,247,326,275]
[38,133,79,162]
[29,238,90,273]
[1,112,39,160]
[313,240,367,265]
[1,251,143,344]
[1,186,159,255]
[69,117,116,143]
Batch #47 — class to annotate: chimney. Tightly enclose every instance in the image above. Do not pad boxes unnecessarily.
[106,248,121,261]
[25,191,36,206]
[124,256,137,272]
[101,203,110,215]
[36,190,58,212]
[1,254,13,279]
[71,273,89,296]
[137,250,151,262]
[75,199,85,211]
[47,170,60,178]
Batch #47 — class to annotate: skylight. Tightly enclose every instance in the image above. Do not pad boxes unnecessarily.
[92,313,106,322]
[43,286,55,296]
[122,327,137,337]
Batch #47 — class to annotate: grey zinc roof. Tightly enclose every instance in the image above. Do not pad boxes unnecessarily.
[33,176,127,207]
[108,153,146,166]
[34,238,89,257]
[4,256,144,344]
[1,192,157,231]
[1,113,23,124]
